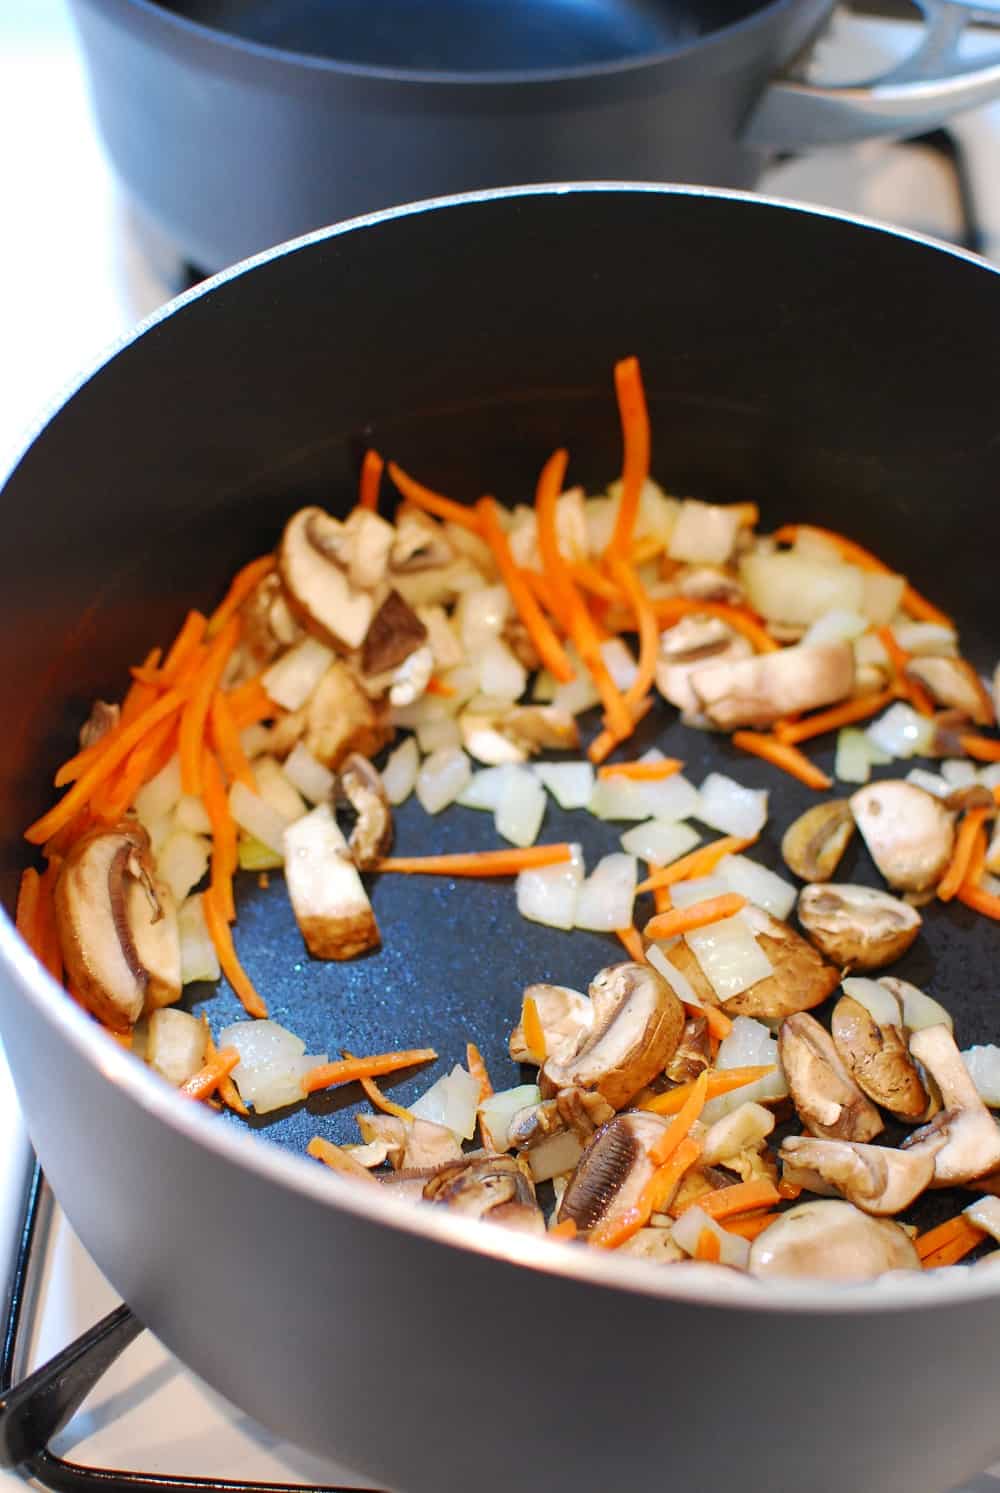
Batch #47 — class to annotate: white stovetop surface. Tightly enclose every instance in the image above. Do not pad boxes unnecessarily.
[2,2,1000,1489]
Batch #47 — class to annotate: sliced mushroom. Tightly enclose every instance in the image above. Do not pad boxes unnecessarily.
[906,656,994,727]
[361,589,427,678]
[665,1015,712,1084]
[721,906,840,1019]
[503,617,543,674]
[850,780,955,894]
[78,699,120,750]
[540,962,684,1111]
[749,1199,920,1278]
[781,800,855,882]
[902,1025,1000,1184]
[675,566,746,606]
[278,507,382,651]
[422,1155,545,1234]
[460,702,579,765]
[337,753,392,869]
[618,1228,686,1264]
[797,883,921,971]
[356,1112,407,1169]
[240,571,304,667]
[778,1012,884,1142]
[778,1136,938,1216]
[831,992,930,1119]
[655,616,752,715]
[283,803,379,960]
[54,822,181,1032]
[303,661,392,769]
[402,1118,463,1170]
[509,984,593,1067]
[689,642,854,731]
[389,506,454,574]
[557,1111,671,1236]
[504,705,580,754]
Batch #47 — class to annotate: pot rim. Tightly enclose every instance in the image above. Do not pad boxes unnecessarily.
[3,180,998,1320]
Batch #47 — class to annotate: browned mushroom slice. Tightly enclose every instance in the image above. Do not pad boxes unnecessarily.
[402,1119,463,1170]
[303,662,391,769]
[505,705,580,754]
[618,1228,686,1263]
[540,962,684,1111]
[389,506,455,574]
[423,1155,545,1234]
[78,699,120,750]
[778,1136,938,1216]
[361,589,427,678]
[279,507,392,651]
[719,906,840,1020]
[749,1199,920,1279]
[665,1015,711,1084]
[906,656,994,727]
[781,800,855,883]
[849,780,955,894]
[283,804,379,960]
[240,571,303,668]
[460,704,579,764]
[675,566,746,606]
[54,822,181,1032]
[557,1111,671,1236]
[688,642,855,731]
[655,616,752,715]
[338,753,392,869]
[778,1012,884,1142]
[831,992,929,1119]
[357,1113,407,1169]
[797,884,921,972]
[902,1025,1000,1185]
[509,984,593,1066]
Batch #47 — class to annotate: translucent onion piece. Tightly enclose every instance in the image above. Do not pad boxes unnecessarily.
[840,977,902,1029]
[668,500,741,567]
[410,1064,481,1140]
[516,845,585,931]
[801,609,870,648]
[647,944,702,1008]
[478,1085,541,1152]
[589,773,700,824]
[495,770,547,848]
[254,756,309,823]
[416,747,471,814]
[600,638,639,692]
[905,768,949,798]
[416,715,463,754]
[960,1046,1000,1108]
[575,853,638,932]
[457,584,510,653]
[619,819,701,864]
[282,742,336,806]
[134,753,183,827]
[382,737,420,806]
[700,1016,787,1123]
[532,671,557,703]
[964,1195,1000,1241]
[891,621,958,658]
[239,724,272,760]
[669,874,729,908]
[392,695,454,731]
[716,853,797,921]
[671,1205,751,1269]
[525,1129,585,1184]
[229,781,292,857]
[479,638,527,701]
[685,915,774,1002]
[941,759,979,789]
[145,1008,208,1087]
[696,773,768,839]
[220,1019,326,1114]
[178,893,220,985]
[262,636,334,711]
[174,793,212,836]
[158,831,211,905]
[740,552,865,626]
[458,765,521,812]
[866,702,935,760]
[533,760,595,810]
[552,648,601,717]
[978,763,1000,791]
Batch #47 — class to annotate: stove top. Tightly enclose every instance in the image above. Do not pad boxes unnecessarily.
[2,3,1000,1490]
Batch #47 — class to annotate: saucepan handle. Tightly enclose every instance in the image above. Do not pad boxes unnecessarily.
[747,0,1000,149]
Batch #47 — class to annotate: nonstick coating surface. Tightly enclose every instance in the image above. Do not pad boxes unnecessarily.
[3,187,999,1244]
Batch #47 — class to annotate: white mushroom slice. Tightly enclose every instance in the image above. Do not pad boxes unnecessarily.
[510,984,593,1067]
[779,1136,938,1215]
[655,616,752,714]
[831,993,930,1120]
[778,1012,884,1143]
[402,1119,463,1170]
[906,656,994,726]
[239,571,304,668]
[557,1111,672,1236]
[618,1228,687,1264]
[749,1199,920,1279]
[689,642,854,731]
[283,804,379,960]
[781,800,855,883]
[390,507,454,574]
[797,883,921,971]
[675,566,746,606]
[541,962,685,1111]
[54,822,180,1032]
[422,1156,545,1234]
[902,1025,1000,1185]
[338,754,392,869]
[357,1113,407,1169]
[278,507,377,651]
[850,780,955,894]
[668,499,742,566]
[144,1008,208,1087]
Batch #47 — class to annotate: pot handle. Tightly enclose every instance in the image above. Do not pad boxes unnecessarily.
[746,0,1000,149]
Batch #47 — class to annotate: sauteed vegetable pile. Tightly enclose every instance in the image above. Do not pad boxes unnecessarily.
[15,358,1000,1281]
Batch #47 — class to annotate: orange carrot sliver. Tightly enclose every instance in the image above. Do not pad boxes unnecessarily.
[34,860,64,982]
[302,1048,437,1095]
[589,1135,703,1250]
[359,448,384,512]
[644,892,746,941]
[679,1177,781,1222]
[939,807,990,903]
[966,824,989,890]
[549,1218,578,1241]
[477,495,575,684]
[696,1228,722,1263]
[650,1069,710,1165]
[571,561,621,605]
[730,731,832,791]
[652,597,779,654]
[636,835,755,895]
[387,461,481,532]
[358,1072,414,1122]
[226,675,275,729]
[210,691,256,791]
[724,1211,779,1241]
[588,697,655,765]
[961,734,1000,764]
[208,557,275,637]
[201,1016,249,1116]
[699,1003,734,1042]
[466,1041,494,1102]
[608,355,650,558]
[917,1212,985,1267]
[521,995,547,1065]
[375,845,573,877]
[957,879,1000,921]
[615,925,647,963]
[641,1066,774,1117]
[425,675,456,698]
[774,688,896,746]
[178,616,241,796]
[180,1046,240,1102]
[92,715,176,824]
[876,626,935,717]
[203,886,267,1018]
[599,758,683,781]
[606,550,658,713]
[307,1136,379,1182]
[202,747,237,923]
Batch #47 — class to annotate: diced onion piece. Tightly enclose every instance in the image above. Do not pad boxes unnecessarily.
[229,781,292,857]
[575,853,638,932]
[416,747,471,815]
[716,854,797,921]
[479,638,527,701]
[685,915,774,1002]
[410,1064,480,1140]
[891,621,958,658]
[517,845,585,931]
[174,793,212,836]
[145,1008,208,1087]
[459,765,519,812]
[964,1195,1000,1241]
[495,770,546,848]
[220,1019,326,1114]
[619,819,701,864]
[382,737,420,806]
[978,763,1000,791]
[417,605,464,671]
[861,571,905,626]
[941,759,978,789]
[740,552,865,627]
[794,529,843,563]
[416,715,462,754]
[282,742,335,805]
[392,695,454,731]
[589,773,700,824]
[866,702,935,760]
[646,944,703,1008]
[262,637,334,711]
[178,893,220,985]
[671,1205,751,1269]
[478,1085,541,1152]
[840,977,902,1028]
[144,814,173,857]
[895,983,953,1034]
[669,874,729,908]
[525,1129,584,1184]
[237,834,283,872]
[801,609,869,648]
[600,638,638,691]
[254,756,309,823]
[905,768,949,798]
[668,500,741,566]
[960,1047,1000,1108]
[552,648,601,717]
[134,752,183,826]
[697,773,768,839]
[457,584,510,653]
[239,724,272,760]
[158,831,211,905]
[701,1016,787,1122]
[533,760,595,810]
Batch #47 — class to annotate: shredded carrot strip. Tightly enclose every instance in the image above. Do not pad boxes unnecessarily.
[696,1228,722,1262]
[42,807,95,862]
[375,845,573,876]
[966,824,989,889]
[226,675,275,729]
[588,697,654,765]
[635,835,756,895]
[960,734,1000,764]
[51,648,164,789]
[956,880,1000,921]
[589,1136,703,1249]
[477,496,575,684]
[200,1015,249,1116]
[609,356,650,558]
[180,1046,240,1102]
[778,1178,803,1201]
[521,568,574,637]
[306,1136,379,1182]
[358,448,384,512]
[650,1069,710,1165]
[521,995,547,1065]
[202,747,237,923]
[91,715,177,824]
[699,1003,734,1041]
[644,892,747,942]
[916,1212,986,1267]
[571,561,622,604]
[724,1211,780,1241]
[424,675,456,698]
[208,557,275,637]
[774,688,896,746]
[387,461,481,532]
[876,626,935,716]
[210,692,256,791]
[302,1048,437,1095]
[679,1178,781,1222]
[26,688,187,845]
[640,1066,774,1117]
[466,1041,494,1102]
[549,1218,578,1241]
[606,550,659,714]
[615,926,646,963]
[630,534,664,566]
[939,806,991,902]
[178,616,241,796]
[120,647,164,723]
[202,887,267,1018]
[652,597,779,653]
[771,524,953,629]
[730,731,832,790]
[358,1072,414,1123]
[599,759,683,781]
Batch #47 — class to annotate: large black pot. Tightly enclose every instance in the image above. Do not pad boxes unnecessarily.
[67,0,1000,272]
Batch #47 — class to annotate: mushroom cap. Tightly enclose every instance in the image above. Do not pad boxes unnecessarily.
[781,800,855,883]
[361,589,427,678]
[778,1011,884,1142]
[278,507,378,652]
[338,753,393,870]
[749,1199,920,1278]
[655,615,752,715]
[902,1024,1000,1184]
[906,655,994,727]
[797,883,921,972]
[722,906,840,1019]
[850,780,955,894]
[557,1111,670,1235]
[423,1155,545,1234]
[778,1135,937,1215]
[831,992,929,1119]
[689,641,855,731]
